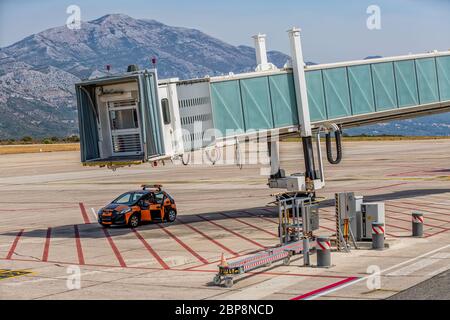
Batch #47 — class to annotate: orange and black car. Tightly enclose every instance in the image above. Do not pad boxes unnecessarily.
[97,185,177,228]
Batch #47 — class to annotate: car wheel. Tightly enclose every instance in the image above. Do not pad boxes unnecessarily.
[165,209,177,223]
[128,214,140,228]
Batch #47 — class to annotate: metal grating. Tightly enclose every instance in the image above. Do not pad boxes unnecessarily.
[112,133,142,154]
[109,99,136,109]
[177,81,215,151]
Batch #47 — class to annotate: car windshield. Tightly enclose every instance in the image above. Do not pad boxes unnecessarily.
[112,192,146,205]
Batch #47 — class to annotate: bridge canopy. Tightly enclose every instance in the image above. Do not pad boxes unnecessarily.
[210,51,450,135]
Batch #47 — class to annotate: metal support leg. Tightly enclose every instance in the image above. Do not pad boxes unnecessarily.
[268,140,283,178]
[303,237,310,266]
[302,136,316,181]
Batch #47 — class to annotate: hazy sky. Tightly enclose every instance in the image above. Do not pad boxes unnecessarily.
[0,0,449,63]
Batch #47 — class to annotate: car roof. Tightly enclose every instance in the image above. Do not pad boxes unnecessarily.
[127,190,163,194]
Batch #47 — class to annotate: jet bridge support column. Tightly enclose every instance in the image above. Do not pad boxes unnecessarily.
[268,139,284,179]
[288,28,319,191]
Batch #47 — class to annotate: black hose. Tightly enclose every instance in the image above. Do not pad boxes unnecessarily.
[326,130,342,164]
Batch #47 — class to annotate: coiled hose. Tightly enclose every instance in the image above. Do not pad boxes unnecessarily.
[326,130,342,164]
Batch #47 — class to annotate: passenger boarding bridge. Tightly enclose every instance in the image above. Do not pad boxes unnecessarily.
[75,28,450,193]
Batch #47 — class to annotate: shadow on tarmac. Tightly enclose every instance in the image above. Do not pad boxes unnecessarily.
[2,188,450,240]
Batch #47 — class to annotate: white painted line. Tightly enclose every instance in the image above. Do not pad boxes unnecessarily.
[3,260,156,287]
[387,259,439,276]
[427,265,450,277]
[388,252,450,276]
[90,208,98,221]
[430,252,450,259]
[224,275,305,300]
[307,243,450,300]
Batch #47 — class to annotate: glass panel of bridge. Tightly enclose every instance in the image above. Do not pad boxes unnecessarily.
[372,62,398,111]
[269,73,299,126]
[416,58,440,104]
[348,64,375,115]
[305,70,327,121]
[394,60,419,108]
[323,67,352,119]
[436,56,450,102]
[240,76,274,130]
[210,80,245,137]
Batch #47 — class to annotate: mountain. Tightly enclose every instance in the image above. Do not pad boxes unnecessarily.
[0,14,291,139]
[345,113,450,136]
[0,13,449,139]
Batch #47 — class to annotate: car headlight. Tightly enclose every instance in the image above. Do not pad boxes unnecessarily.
[119,208,132,215]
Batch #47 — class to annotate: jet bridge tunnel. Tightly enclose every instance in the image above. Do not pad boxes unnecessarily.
[75,38,450,167]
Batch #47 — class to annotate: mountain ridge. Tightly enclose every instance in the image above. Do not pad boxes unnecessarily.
[0,13,449,139]
[0,14,291,139]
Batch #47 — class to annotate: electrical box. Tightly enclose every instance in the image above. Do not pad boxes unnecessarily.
[306,206,320,232]
[335,192,361,230]
[285,175,306,192]
[268,174,306,192]
[353,195,363,240]
[360,202,385,240]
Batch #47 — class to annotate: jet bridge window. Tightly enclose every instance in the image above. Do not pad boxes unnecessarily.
[109,108,139,130]
[161,98,171,125]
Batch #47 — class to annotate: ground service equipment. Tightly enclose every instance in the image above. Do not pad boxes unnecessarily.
[360,202,385,240]
[213,193,319,287]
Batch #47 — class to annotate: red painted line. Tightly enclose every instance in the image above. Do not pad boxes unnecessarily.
[177,217,238,256]
[102,228,127,267]
[0,256,352,279]
[247,210,333,233]
[41,227,52,262]
[385,209,448,229]
[364,182,408,191]
[220,212,278,237]
[245,210,278,225]
[387,170,427,177]
[74,225,85,265]
[0,205,76,212]
[388,202,450,218]
[402,200,450,212]
[78,202,91,224]
[291,276,359,300]
[5,229,24,259]
[383,222,432,237]
[321,215,399,237]
[423,194,450,203]
[132,229,170,270]
[425,228,450,238]
[386,209,450,224]
[197,215,266,249]
[157,224,208,264]
[321,212,404,233]
[319,225,336,232]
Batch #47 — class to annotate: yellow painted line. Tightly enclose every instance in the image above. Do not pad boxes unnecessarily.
[0,269,33,280]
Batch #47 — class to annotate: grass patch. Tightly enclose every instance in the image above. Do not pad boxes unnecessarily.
[0,143,80,155]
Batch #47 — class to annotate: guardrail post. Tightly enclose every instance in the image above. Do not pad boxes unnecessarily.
[371,222,385,250]
[316,236,331,267]
[412,212,424,237]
